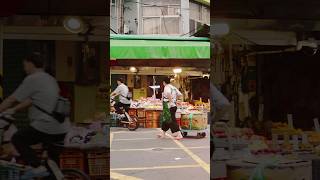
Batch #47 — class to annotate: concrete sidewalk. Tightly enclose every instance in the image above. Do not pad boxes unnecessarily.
[110,127,210,180]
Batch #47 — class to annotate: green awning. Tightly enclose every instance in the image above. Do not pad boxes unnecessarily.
[110,34,210,59]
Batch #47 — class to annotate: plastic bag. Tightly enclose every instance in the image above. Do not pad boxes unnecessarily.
[64,127,90,145]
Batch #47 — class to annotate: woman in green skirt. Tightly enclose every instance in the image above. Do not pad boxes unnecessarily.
[158,77,183,140]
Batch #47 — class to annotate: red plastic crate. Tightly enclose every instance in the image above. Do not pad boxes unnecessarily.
[145,110,161,121]
[60,158,85,171]
[145,120,160,128]
[176,118,181,126]
[137,109,145,118]
[138,118,146,128]
[87,151,109,176]
[128,109,137,116]
[60,150,84,158]
[59,150,85,171]
[90,175,109,180]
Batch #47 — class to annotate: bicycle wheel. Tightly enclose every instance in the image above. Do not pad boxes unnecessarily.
[61,169,90,180]
[128,116,139,131]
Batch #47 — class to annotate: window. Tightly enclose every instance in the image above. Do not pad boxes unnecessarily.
[201,6,210,24]
[190,3,201,20]
[141,0,181,35]
[161,17,180,34]
[190,2,210,24]
[142,0,180,6]
[143,17,160,34]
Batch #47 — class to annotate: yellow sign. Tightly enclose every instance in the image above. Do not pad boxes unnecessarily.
[133,88,147,100]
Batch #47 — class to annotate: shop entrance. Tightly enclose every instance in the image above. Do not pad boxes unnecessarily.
[260,51,320,130]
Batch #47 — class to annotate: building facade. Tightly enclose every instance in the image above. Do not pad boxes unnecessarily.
[110,0,210,35]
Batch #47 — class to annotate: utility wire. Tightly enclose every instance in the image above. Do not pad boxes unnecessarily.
[110,28,118,34]
[160,7,170,35]
[230,31,258,45]
[180,24,206,37]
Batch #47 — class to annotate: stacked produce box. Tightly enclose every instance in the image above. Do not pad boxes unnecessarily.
[145,110,161,128]
[137,108,146,128]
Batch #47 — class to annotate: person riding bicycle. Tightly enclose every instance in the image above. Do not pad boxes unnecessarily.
[110,78,131,117]
[0,52,71,177]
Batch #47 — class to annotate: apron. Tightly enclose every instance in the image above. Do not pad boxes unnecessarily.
[161,101,172,125]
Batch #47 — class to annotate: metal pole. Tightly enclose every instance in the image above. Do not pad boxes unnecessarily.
[0,19,3,99]
[181,0,190,35]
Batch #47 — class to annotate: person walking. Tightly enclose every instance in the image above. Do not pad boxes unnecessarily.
[158,77,183,140]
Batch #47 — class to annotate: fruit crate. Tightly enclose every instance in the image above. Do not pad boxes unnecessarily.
[145,110,161,121]
[146,120,160,128]
[59,150,85,171]
[137,109,146,118]
[128,109,137,116]
[138,118,146,128]
[0,164,21,180]
[88,151,109,176]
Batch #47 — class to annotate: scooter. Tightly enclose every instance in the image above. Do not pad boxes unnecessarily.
[110,97,139,131]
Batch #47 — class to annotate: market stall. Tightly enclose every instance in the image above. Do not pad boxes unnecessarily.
[211,116,320,180]
[109,34,210,136]
[127,97,210,128]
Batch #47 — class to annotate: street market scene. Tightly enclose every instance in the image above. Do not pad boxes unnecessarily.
[0,1,109,179]
[211,1,320,180]
[109,0,210,179]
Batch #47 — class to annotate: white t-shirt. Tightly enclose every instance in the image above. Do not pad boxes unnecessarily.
[12,71,71,134]
[113,83,130,104]
[163,84,182,108]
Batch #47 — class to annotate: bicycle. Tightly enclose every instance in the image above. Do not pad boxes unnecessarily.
[110,97,139,131]
[0,113,90,180]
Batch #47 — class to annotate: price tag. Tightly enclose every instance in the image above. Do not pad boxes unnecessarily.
[314,118,320,132]
[287,114,293,128]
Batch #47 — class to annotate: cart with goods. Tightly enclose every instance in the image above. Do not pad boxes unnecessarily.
[180,112,208,138]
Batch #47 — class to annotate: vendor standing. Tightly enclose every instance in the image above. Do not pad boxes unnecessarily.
[158,77,183,140]
[111,78,131,115]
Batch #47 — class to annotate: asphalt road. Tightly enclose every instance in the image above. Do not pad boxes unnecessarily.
[110,127,210,180]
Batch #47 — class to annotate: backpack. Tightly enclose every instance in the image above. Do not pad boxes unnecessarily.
[120,91,132,100]
[34,96,70,123]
